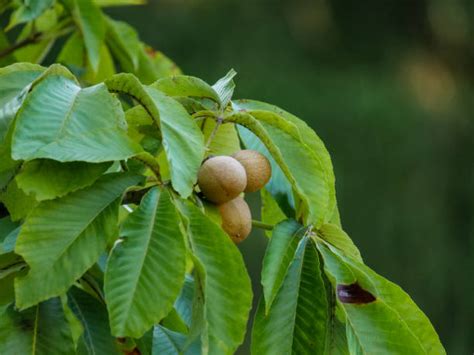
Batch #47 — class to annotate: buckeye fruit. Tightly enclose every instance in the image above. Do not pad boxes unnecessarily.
[197,156,247,204]
[219,196,252,243]
[232,150,271,192]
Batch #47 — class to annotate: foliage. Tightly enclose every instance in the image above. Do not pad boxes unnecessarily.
[0,1,445,354]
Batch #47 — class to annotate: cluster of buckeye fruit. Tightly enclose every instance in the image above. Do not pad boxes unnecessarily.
[197,150,272,243]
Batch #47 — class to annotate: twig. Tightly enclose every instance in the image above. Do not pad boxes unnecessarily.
[0,32,42,59]
[252,220,274,231]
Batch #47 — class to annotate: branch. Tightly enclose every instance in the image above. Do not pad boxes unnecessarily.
[0,32,42,59]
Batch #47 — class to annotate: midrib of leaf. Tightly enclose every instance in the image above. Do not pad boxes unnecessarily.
[288,239,310,353]
[31,305,39,355]
[345,317,368,355]
[161,328,182,352]
[120,192,160,324]
[69,293,96,355]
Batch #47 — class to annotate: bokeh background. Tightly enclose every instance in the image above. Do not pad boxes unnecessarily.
[113,0,472,353]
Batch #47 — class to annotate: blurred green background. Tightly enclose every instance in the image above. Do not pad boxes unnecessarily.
[116,0,470,353]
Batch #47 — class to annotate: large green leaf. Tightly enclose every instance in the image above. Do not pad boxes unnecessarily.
[12,71,142,162]
[261,219,302,313]
[316,241,445,354]
[0,298,76,355]
[252,237,329,354]
[68,287,120,355]
[16,159,110,201]
[106,74,205,197]
[14,173,142,309]
[152,75,219,103]
[228,111,329,226]
[67,0,106,72]
[232,99,337,219]
[0,62,44,142]
[178,201,252,354]
[105,187,186,338]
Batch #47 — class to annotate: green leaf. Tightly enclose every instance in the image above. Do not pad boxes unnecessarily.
[213,69,236,108]
[260,188,286,236]
[14,173,143,309]
[0,62,44,142]
[12,71,142,162]
[174,274,195,328]
[261,219,302,313]
[106,18,142,71]
[57,32,85,72]
[83,43,115,83]
[152,326,187,355]
[105,187,186,338]
[316,241,446,354]
[201,118,240,156]
[67,0,106,72]
[68,286,120,355]
[16,160,110,201]
[0,179,38,221]
[7,0,54,29]
[0,298,76,355]
[232,99,337,220]
[228,111,329,226]
[152,75,220,103]
[61,295,84,349]
[252,237,329,354]
[178,201,252,354]
[237,125,295,216]
[318,223,362,262]
[105,74,205,197]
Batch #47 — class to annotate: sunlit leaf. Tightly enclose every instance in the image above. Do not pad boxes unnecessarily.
[12,70,142,162]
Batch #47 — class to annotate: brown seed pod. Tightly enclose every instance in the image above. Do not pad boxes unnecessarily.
[197,156,247,204]
[219,196,252,243]
[232,150,272,192]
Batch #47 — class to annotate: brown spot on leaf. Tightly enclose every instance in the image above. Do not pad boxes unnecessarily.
[337,283,376,304]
